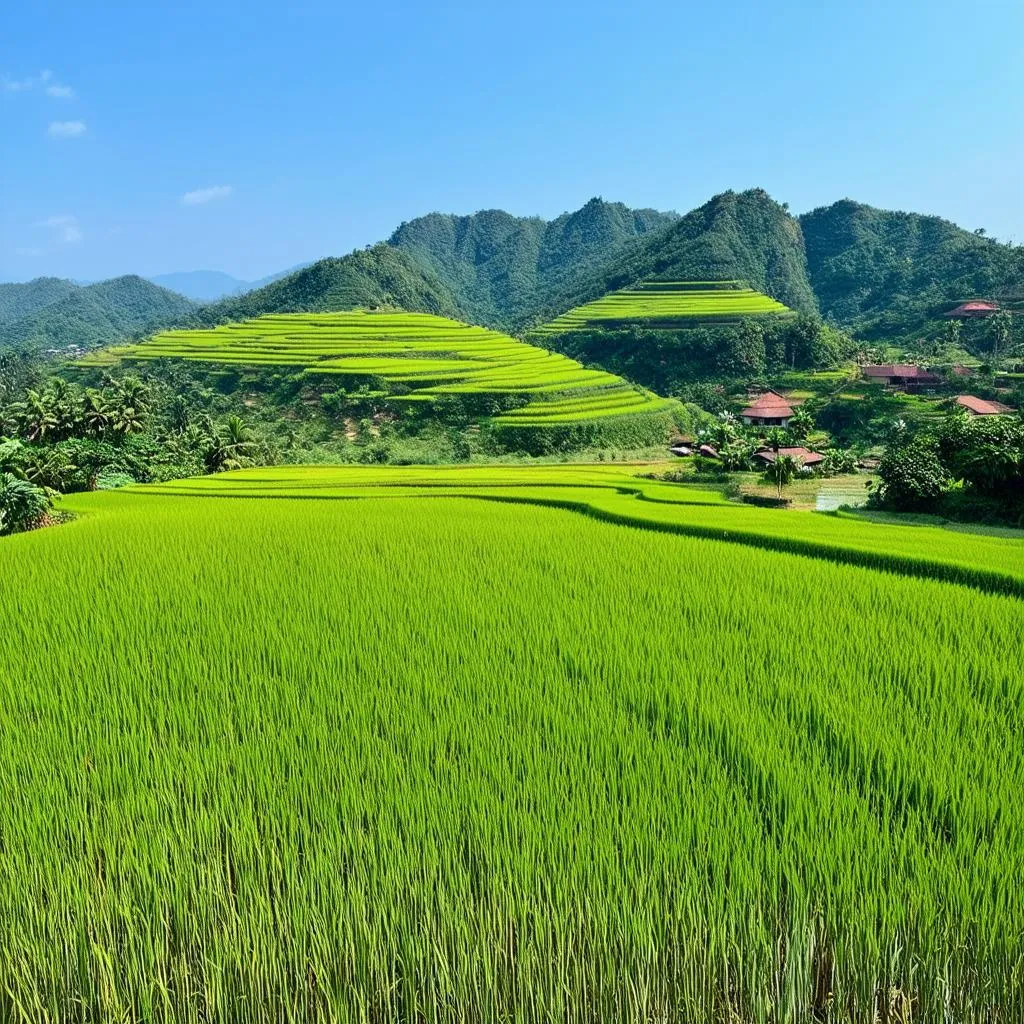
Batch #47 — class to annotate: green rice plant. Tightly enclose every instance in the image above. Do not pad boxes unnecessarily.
[529,280,792,337]
[0,468,1021,1022]
[84,311,676,440]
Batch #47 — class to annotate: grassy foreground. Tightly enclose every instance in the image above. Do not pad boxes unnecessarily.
[1,466,1022,1022]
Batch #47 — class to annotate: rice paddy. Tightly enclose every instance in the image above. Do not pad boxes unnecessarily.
[1,464,1022,1022]
[79,311,674,435]
[530,279,792,336]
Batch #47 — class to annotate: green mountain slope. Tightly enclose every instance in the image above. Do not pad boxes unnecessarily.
[196,245,460,325]
[0,277,83,327]
[388,198,677,331]
[0,276,196,354]
[538,190,818,324]
[799,199,1024,339]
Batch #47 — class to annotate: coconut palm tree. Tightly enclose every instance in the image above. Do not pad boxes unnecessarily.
[205,416,257,472]
[82,390,113,437]
[16,389,58,443]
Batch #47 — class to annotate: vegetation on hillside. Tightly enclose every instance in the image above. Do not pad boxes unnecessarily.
[0,275,197,356]
[389,197,677,332]
[534,280,851,393]
[81,310,683,456]
[800,199,1024,341]
[870,406,1024,525]
[536,190,819,324]
[196,245,461,325]
[0,276,82,326]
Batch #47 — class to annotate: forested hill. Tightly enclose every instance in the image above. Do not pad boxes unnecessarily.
[0,276,196,354]
[195,245,459,325]
[0,277,82,327]
[388,198,677,331]
[534,190,819,326]
[799,200,1024,339]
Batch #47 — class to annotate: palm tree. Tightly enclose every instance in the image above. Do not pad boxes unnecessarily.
[764,453,800,499]
[112,375,151,415]
[16,389,58,443]
[82,390,113,437]
[110,402,146,436]
[205,416,257,472]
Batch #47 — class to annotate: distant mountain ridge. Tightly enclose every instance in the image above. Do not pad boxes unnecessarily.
[5,190,1021,358]
[191,245,459,326]
[148,264,312,302]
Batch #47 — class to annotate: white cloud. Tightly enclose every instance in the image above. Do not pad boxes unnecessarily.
[2,74,35,92]
[4,69,74,97]
[48,120,86,138]
[181,185,233,206]
[39,215,83,244]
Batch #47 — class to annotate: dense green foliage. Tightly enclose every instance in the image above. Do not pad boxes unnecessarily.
[0,276,81,326]
[0,370,280,491]
[0,468,51,534]
[0,276,196,355]
[800,200,1024,341]
[0,468,1021,1021]
[388,198,677,332]
[873,409,1024,523]
[537,294,851,393]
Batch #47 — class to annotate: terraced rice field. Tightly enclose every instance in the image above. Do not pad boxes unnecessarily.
[2,464,1022,1022]
[531,279,792,336]
[80,310,673,432]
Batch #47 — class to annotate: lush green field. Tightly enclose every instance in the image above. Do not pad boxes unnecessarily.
[1,465,1022,1022]
[530,279,792,336]
[79,311,675,438]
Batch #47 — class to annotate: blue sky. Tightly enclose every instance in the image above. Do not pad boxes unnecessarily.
[3,0,1022,283]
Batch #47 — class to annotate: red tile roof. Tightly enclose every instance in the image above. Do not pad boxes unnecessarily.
[947,301,1000,316]
[955,395,1013,416]
[755,447,825,466]
[740,390,795,418]
[861,364,942,383]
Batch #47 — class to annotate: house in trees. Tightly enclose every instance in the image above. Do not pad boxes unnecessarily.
[740,390,795,427]
[945,300,1000,319]
[860,365,942,391]
[954,395,1014,417]
[753,447,825,470]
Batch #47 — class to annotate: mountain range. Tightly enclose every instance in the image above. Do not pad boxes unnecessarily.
[2,190,1021,357]
[147,265,310,302]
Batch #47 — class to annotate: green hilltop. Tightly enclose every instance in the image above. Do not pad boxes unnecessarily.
[799,198,1024,339]
[388,198,678,332]
[0,276,196,355]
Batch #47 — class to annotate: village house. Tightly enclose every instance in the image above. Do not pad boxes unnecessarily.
[753,447,825,470]
[739,390,796,427]
[945,300,1000,319]
[954,395,1014,417]
[860,364,942,390]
